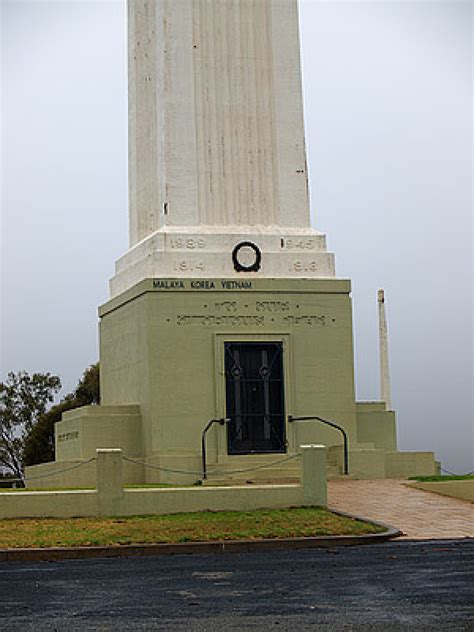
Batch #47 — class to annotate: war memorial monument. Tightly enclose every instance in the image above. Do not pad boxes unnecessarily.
[26,0,437,488]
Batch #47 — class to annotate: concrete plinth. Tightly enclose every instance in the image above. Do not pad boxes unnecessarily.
[26,277,437,488]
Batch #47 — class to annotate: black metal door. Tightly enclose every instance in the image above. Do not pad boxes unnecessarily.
[225,342,286,454]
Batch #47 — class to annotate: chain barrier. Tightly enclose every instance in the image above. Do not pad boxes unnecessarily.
[123,453,300,478]
[4,454,470,487]
[122,456,203,477]
[2,453,301,487]
[4,457,97,485]
[440,466,474,477]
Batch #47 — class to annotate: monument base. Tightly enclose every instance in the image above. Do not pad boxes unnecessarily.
[26,278,437,487]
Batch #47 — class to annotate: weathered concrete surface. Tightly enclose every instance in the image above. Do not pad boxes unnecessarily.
[3,447,327,519]
[112,0,336,295]
[0,541,472,630]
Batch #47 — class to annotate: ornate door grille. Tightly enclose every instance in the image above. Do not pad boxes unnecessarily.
[225,342,286,454]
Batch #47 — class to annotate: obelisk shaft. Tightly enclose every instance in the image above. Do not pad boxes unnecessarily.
[378,289,392,411]
[111,0,336,296]
[128,0,311,246]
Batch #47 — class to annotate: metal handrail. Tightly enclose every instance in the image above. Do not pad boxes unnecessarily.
[201,418,230,481]
[288,414,349,475]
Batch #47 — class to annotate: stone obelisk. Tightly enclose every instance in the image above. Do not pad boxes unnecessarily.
[111,0,335,296]
[378,289,392,411]
[25,0,438,489]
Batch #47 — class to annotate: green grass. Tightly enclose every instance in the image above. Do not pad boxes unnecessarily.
[409,474,474,483]
[0,507,384,549]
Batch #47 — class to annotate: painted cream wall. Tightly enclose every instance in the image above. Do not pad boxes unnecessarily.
[356,402,397,451]
[55,405,142,461]
[99,278,358,475]
[25,276,437,487]
[16,447,328,519]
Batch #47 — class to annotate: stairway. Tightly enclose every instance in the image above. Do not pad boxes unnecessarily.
[203,452,344,486]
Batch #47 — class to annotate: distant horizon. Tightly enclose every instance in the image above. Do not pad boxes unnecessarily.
[1,0,472,473]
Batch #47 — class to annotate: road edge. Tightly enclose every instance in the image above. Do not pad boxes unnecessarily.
[0,508,402,562]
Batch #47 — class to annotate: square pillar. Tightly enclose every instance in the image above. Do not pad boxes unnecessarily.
[96,449,124,515]
[301,444,327,506]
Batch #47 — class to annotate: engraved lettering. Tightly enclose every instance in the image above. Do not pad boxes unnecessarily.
[255,301,290,313]
[153,280,185,289]
[170,238,206,249]
[58,431,79,443]
[173,261,206,273]
[289,261,319,273]
[284,239,315,250]
[190,280,215,289]
[177,315,264,327]
[283,315,327,326]
[215,301,238,313]
[221,281,253,290]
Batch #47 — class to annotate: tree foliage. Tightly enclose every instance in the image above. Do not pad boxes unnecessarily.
[0,371,61,483]
[23,363,100,468]
[74,362,100,405]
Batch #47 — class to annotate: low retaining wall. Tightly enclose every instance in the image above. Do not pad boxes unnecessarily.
[410,480,474,503]
[0,445,327,519]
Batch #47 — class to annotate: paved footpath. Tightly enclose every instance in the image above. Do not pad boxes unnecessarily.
[329,478,473,539]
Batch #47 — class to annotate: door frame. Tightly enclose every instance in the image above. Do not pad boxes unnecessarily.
[214,333,296,462]
[225,341,286,455]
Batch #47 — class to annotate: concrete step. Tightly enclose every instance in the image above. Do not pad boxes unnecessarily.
[205,467,300,482]
[203,463,343,486]
[203,476,300,486]
[327,465,343,480]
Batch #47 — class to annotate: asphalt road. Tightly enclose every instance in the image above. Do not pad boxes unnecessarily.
[0,540,473,631]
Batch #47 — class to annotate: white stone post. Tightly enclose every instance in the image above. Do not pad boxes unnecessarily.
[96,449,124,516]
[301,444,327,507]
[378,289,392,411]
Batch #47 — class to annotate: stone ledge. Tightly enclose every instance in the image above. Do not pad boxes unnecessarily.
[100,277,352,317]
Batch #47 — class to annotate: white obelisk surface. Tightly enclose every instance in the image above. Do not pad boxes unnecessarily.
[110,0,336,296]
[378,289,393,411]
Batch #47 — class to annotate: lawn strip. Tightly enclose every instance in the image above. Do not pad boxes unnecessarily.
[408,474,474,483]
[0,507,384,549]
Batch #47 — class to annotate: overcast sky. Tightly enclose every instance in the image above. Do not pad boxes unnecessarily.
[1,0,472,473]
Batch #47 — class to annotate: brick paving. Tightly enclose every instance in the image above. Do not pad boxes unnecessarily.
[328,478,474,540]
